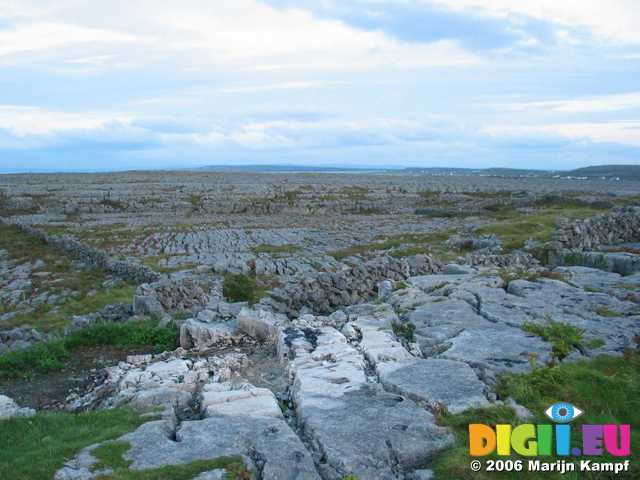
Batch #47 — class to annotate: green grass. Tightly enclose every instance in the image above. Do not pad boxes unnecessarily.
[142,255,197,274]
[522,319,584,362]
[92,441,133,471]
[391,321,416,342]
[0,223,138,331]
[586,338,606,349]
[476,207,609,254]
[340,186,369,199]
[91,442,250,479]
[595,307,623,318]
[563,252,608,270]
[6,283,136,332]
[0,408,153,480]
[252,243,300,255]
[327,229,456,260]
[433,352,640,479]
[499,270,571,285]
[222,273,279,305]
[0,320,178,382]
[188,194,203,208]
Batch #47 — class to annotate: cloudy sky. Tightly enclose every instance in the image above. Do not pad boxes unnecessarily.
[1,0,639,172]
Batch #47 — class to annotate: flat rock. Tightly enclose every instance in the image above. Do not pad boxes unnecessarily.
[379,359,490,414]
[180,320,235,350]
[237,307,289,342]
[288,327,453,480]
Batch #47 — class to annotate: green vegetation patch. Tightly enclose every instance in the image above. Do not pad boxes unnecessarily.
[476,206,609,257]
[340,186,369,199]
[522,319,584,362]
[91,441,250,480]
[0,224,138,331]
[0,321,178,382]
[563,252,608,271]
[595,306,623,318]
[327,229,456,261]
[5,282,136,332]
[189,194,204,208]
[252,243,300,255]
[223,273,280,305]
[142,255,197,274]
[0,408,152,480]
[433,352,640,479]
[392,321,416,342]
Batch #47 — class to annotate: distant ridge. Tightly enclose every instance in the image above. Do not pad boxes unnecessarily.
[565,165,640,180]
[195,164,388,173]
[193,164,640,180]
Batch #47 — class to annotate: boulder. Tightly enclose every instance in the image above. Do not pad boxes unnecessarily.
[0,395,35,419]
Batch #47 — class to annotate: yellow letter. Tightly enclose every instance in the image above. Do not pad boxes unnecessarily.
[496,424,512,456]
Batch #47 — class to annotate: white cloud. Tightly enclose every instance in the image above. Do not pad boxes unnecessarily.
[187,118,452,149]
[483,121,640,147]
[431,0,640,44]
[0,22,144,57]
[492,92,640,114]
[0,104,452,151]
[0,0,479,71]
[0,105,132,136]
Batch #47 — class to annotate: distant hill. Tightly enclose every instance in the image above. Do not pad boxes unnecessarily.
[192,163,640,180]
[565,165,640,180]
[195,164,386,173]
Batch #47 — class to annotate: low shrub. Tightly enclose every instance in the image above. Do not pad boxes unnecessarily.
[522,319,584,361]
[0,321,178,382]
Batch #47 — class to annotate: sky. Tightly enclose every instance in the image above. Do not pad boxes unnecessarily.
[0,0,640,172]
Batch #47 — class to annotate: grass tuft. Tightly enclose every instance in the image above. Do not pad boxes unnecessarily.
[391,321,416,342]
[0,321,178,382]
[522,319,584,361]
[252,243,300,255]
[222,273,279,306]
[595,306,622,318]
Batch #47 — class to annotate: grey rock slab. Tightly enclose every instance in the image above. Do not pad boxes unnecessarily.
[555,266,623,290]
[438,325,552,379]
[379,358,490,414]
[179,320,235,350]
[353,315,490,414]
[58,415,320,480]
[123,417,320,480]
[288,327,453,480]
[0,394,35,419]
[451,284,535,327]
[298,386,453,480]
[200,381,283,419]
[192,471,226,480]
[408,299,490,353]
[237,307,289,342]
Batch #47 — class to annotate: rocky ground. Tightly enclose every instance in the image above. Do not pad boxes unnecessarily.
[1,171,639,479]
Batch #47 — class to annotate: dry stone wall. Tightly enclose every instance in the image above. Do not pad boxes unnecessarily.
[552,206,640,251]
[261,253,440,316]
[0,218,160,284]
